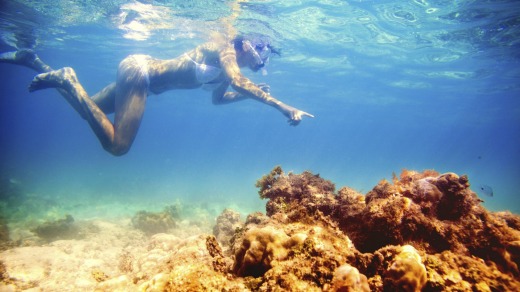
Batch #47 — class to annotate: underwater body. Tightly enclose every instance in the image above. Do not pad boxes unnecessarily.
[1,0,520,291]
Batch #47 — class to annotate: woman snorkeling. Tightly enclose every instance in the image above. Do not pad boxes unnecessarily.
[0,34,314,156]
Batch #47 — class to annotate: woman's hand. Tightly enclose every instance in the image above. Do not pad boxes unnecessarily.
[282,104,314,126]
[256,83,270,94]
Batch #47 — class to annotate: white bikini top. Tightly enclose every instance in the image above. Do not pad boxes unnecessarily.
[185,54,223,90]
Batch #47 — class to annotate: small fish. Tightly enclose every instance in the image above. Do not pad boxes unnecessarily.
[478,184,494,197]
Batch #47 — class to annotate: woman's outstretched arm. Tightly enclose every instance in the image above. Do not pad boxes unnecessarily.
[218,46,314,125]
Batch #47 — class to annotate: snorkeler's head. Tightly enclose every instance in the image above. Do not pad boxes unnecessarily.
[233,34,280,72]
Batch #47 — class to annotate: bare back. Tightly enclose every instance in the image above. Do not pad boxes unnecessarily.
[147,43,227,95]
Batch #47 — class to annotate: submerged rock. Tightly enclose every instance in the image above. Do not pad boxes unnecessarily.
[131,205,179,235]
[32,214,78,242]
[213,208,243,254]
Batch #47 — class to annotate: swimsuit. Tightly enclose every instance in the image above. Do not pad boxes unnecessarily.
[185,54,223,91]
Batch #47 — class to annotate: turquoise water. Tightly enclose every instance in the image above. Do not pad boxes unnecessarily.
[1,0,519,219]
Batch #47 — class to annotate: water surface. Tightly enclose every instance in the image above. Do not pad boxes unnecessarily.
[1,0,519,216]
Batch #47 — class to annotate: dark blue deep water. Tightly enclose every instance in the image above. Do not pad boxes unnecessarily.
[1,0,519,218]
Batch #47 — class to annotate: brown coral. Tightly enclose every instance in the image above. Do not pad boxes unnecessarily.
[230,219,359,290]
[338,169,520,275]
[244,166,520,291]
[328,264,370,292]
[383,245,427,292]
[232,226,297,277]
[205,235,228,273]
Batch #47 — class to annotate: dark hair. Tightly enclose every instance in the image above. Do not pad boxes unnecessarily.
[233,34,281,56]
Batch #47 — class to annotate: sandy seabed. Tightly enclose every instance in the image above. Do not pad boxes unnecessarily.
[1,212,221,291]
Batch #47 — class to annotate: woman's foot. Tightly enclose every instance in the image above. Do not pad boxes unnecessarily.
[29,67,77,92]
[0,49,35,63]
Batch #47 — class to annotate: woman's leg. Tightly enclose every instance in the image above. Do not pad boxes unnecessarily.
[0,49,52,73]
[1,50,90,119]
[0,50,116,116]
[91,82,116,114]
[28,55,150,156]
[111,55,150,155]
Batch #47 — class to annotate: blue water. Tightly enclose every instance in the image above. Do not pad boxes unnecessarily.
[1,0,519,217]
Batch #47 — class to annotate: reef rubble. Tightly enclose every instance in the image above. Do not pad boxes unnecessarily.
[0,166,519,291]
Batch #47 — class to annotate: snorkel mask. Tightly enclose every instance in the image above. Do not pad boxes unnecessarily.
[243,40,270,75]
[234,34,280,76]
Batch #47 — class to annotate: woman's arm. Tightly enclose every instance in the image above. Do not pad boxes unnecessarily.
[218,46,313,125]
[212,81,270,105]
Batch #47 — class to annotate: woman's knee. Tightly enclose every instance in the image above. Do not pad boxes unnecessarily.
[105,143,131,156]
[117,54,151,86]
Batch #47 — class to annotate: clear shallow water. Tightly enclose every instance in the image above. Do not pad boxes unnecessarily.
[1,0,519,217]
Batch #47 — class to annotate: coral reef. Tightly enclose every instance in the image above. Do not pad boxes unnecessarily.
[245,166,520,291]
[340,169,520,278]
[229,213,357,290]
[1,166,519,291]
